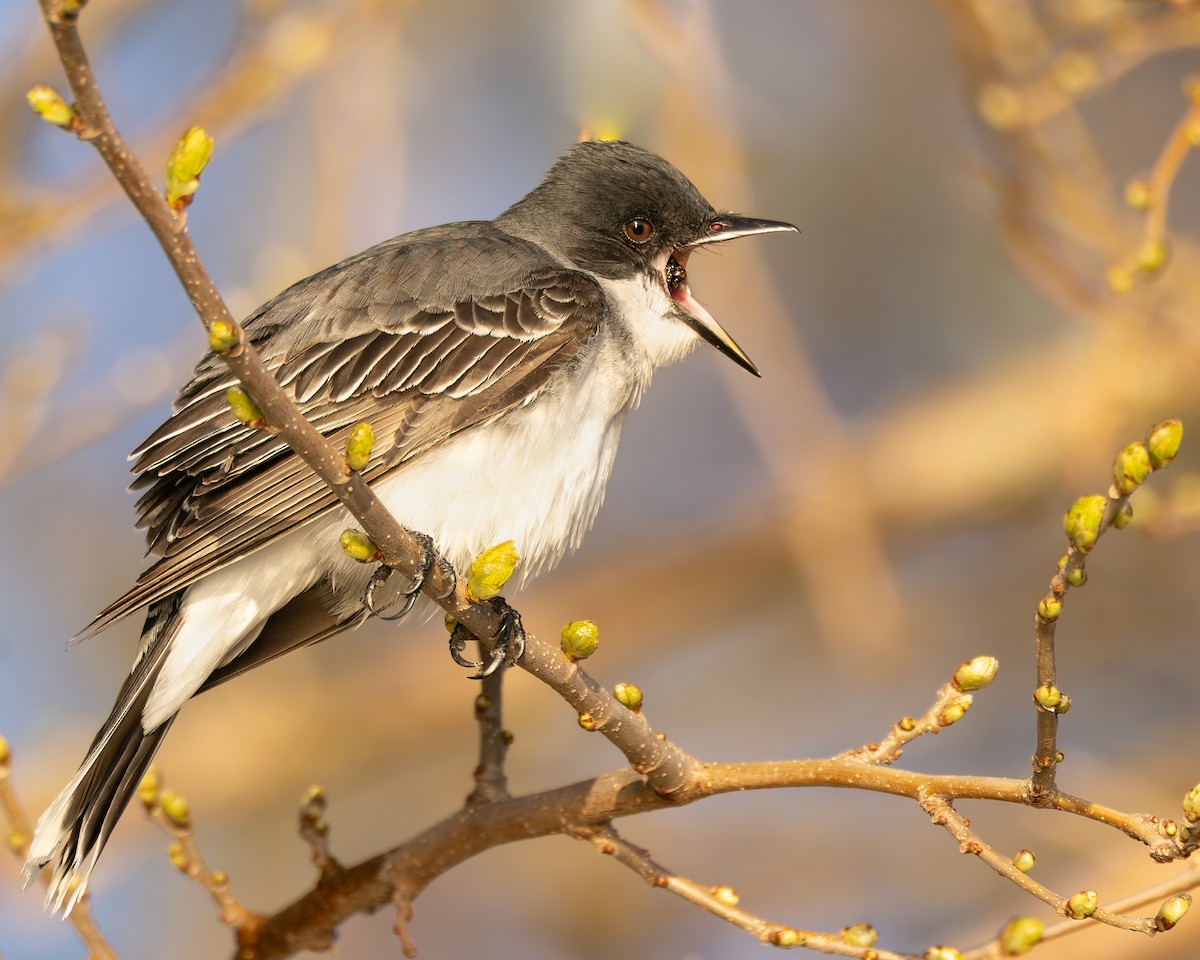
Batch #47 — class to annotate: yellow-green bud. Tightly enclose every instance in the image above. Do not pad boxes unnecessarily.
[1106,264,1134,295]
[898,716,917,732]
[27,85,77,129]
[1063,495,1107,552]
[345,422,374,472]
[1161,819,1178,838]
[444,613,458,633]
[560,619,599,661]
[159,790,191,829]
[1013,849,1035,873]
[7,829,29,853]
[1114,442,1152,495]
[1124,179,1152,210]
[1065,890,1098,919]
[1051,48,1096,95]
[771,928,805,947]
[1181,783,1200,821]
[1056,694,1071,715]
[1065,564,1087,587]
[712,885,739,906]
[1034,684,1063,711]
[207,320,240,354]
[339,529,379,562]
[1055,750,1065,763]
[168,841,188,871]
[165,126,214,210]
[1137,240,1169,276]
[999,916,1043,955]
[939,695,972,726]
[1111,499,1134,530]
[1038,596,1062,621]
[1156,893,1192,931]
[577,711,596,731]
[613,682,643,712]
[467,540,519,601]
[953,656,999,692]
[0,734,10,766]
[841,923,878,948]
[1146,419,1183,469]
[1055,554,1069,574]
[925,947,964,960]
[226,387,265,427]
[211,869,228,886]
[138,767,160,808]
[977,83,1023,130]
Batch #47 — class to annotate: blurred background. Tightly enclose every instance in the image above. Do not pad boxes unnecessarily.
[2,0,1200,957]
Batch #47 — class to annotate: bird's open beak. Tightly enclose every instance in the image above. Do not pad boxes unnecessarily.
[666,215,798,377]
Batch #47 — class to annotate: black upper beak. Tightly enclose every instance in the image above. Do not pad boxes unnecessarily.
[690,215,799,247]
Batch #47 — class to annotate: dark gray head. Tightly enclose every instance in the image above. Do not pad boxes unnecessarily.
[497,140,795,375]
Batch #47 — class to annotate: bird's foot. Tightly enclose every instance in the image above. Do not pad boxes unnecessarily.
[448,597,525,679]
[364,530,455,620]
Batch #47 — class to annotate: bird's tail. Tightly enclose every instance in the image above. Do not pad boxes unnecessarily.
[24,600,179,915]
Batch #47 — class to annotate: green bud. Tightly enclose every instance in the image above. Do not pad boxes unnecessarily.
[939,695,972,726]
[1034,684,1063,711]
[165,126,214,210]
[1156,893,1192,931]
[339,528,379,563]
[1111,499,1134,530]
[1182,783,1200,821]
[999,916,1043,955]
[226,387,265,427]
[577,711,596,731]
[467,540,519,601]
[841,923,878,948]
[1063,495,1107,552]
[953,656,999,692]
[1146,419,1183,469]
[1012,849,1035,873]
[1114,442,1152,495]
[924,948,964,960]
[444,613,457,633]
[1137,240,1169,276]
[1056,694,1071,715]
[1038,596,1062,621]
[207,320,240,354]
[137,767,160,808]
[1065,564,1087,587]
[613,682,643,712]
[1124,178,1152,210]
[1065,890,1098,919]
[712,885,739,906]
[1161,819,1178,837]
[26,84,77,129]
[560,619,599,661]
[159,789,191,829]
[771,929,805,947]
[345,422,375,472]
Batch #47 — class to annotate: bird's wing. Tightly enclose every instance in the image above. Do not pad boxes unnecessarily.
[77,223,605,640]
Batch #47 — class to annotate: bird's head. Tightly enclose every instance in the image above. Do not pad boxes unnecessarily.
[498,140,796,376]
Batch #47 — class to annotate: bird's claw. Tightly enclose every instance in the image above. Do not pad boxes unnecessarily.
[448,597,525,679]
[364,530,454,620]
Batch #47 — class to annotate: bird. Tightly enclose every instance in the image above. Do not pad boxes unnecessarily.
[25,138,796,912]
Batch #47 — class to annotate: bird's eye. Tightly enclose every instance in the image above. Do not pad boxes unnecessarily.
[624,218,654,243]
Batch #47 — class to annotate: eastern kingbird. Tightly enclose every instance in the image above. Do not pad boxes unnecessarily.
[27,139,795,910]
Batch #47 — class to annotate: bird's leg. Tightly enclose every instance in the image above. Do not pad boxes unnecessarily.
[364,530,455,620]
[448,597,526,679]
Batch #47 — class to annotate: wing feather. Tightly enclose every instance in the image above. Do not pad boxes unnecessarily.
[78,223,605,640]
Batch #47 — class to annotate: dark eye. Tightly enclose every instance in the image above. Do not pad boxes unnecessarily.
[624,218,654,243]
